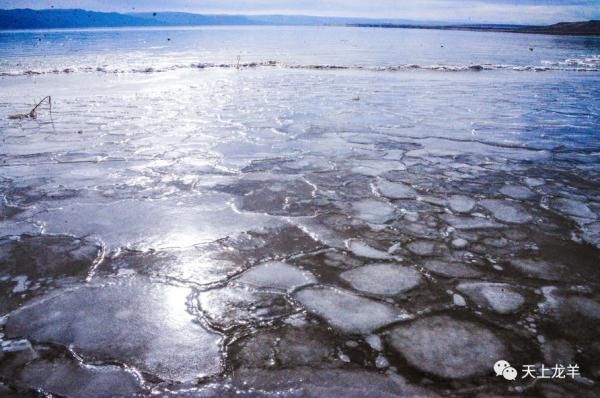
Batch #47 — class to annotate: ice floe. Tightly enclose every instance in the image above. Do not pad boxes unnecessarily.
[10,275,28,294]
[388,315,506,379]
[422,259,483,278]
[5,278,223,382]
[457,282,525,314]
[524,177,545,187]
[19,357,143,398]
[106,246,242,286]
[234,326,338,368]
[447,195,476,213]
[581,221,600,248]
[375,179,418,199]
[451,238,469,249]
[0,234,100,280]
[346,239,392,260]
[510,259,565,281]
[352,160,407,176]
[0,233,106,315]
[197,284,294,328]
[292,217,347,249]
[233,178,318,216]
[235,261,316,291]
[480,199,532,224]
[318,250,364,269]
[340,263,422,296]
[375,354,390,368]
[499,185,535,200]
[552,198,596,220]
[538,287,600,341]
[34,197,281,251]
[482,237,508,248]
[452,293,467,306]
[407,240,437,256]
[441,215,504,230]
[352,199,396,224]
[366,334,383,351]
[294,286,404,334]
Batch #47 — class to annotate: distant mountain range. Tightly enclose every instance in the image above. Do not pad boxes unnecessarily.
[0,9,598,36]
[0,9,443,30]
[131,12,427,27]
[0,9,160,29]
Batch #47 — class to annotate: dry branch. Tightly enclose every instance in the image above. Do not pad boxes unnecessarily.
[8,96,52,120]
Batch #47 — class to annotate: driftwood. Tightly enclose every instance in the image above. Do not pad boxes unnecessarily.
[8,96,52,120]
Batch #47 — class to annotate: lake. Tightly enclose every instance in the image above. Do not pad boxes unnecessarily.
[0,26,599,397]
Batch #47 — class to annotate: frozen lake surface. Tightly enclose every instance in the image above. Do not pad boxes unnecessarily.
[0,26,599,397]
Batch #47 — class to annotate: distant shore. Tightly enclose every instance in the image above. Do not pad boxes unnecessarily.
[349,21,600,37]
[0,9,598,37]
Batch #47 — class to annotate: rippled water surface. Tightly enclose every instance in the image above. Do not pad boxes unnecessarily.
[0,27,599,397]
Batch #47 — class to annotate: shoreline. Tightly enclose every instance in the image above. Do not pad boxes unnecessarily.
[348,22,600,37]
[1,24,598,37]
[0,9,598,36]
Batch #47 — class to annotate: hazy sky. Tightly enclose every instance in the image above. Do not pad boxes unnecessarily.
[1,0,598,24]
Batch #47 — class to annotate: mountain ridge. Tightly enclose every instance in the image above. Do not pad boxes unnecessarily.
[0,8,597,36]
[0,9,448,30]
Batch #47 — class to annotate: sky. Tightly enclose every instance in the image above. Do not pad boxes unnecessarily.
[0,0,598,24]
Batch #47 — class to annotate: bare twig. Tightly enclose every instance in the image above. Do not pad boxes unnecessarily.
[8,96,52,120]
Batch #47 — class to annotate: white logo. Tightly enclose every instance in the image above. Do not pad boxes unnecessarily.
[495,360,581,381]
[494,360,510,376]
[494,360,517,381]
[502,366,518,381]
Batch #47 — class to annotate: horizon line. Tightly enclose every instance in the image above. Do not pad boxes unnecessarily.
[2,7,596,26]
